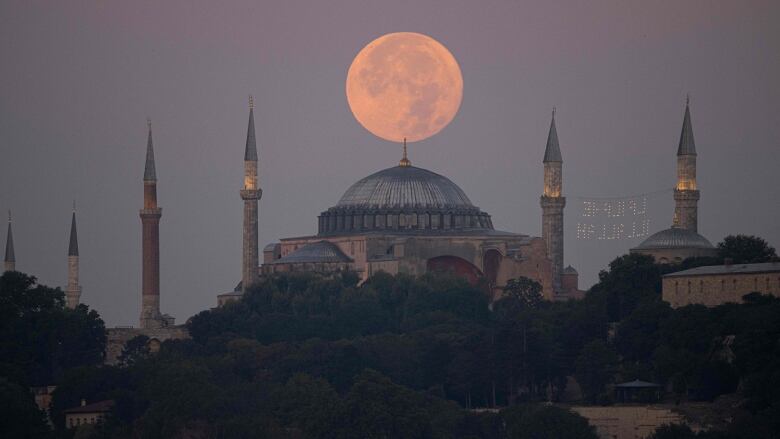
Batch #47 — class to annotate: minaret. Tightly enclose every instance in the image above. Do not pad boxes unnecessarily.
[673,96,699,232]
[4,211,15,273]
[540,108,566,293]
[139,119,163,328]
[240,96,262,291]
[66,204,82,308]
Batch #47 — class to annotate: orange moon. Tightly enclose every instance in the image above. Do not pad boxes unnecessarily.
[346,32,463,143]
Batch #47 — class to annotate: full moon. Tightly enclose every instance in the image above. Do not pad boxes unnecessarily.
[346,32,463,143]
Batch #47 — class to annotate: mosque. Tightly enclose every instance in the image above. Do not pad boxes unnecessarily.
[218,101,583,305]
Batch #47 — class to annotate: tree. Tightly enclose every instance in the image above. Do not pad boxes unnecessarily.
[0,377,51,438]
[502,404,598,439]
[118,335,151,367]
[501,277,543,311]
[717,235,777,264]
[0,271,106,386]
[575,340,618,403]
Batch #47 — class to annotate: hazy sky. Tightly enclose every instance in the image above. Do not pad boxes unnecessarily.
[1,0,778,326]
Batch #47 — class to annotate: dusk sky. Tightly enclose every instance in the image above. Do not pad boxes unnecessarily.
[1,0,778,326]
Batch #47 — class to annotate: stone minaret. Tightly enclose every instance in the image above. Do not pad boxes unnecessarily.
[673,97,699,232]
[540,109,565,293]
[140,119,163,328]
[240,96,262,291]
[4,211,15,272]
[66,205,82,308]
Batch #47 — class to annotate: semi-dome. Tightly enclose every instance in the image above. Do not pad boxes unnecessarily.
[633,227,714,250]
[318,163,493,235]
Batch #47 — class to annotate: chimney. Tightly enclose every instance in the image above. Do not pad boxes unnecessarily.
[81,399,86,407]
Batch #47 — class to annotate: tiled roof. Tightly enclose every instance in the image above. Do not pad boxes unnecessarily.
[63,400,114,414]
[664,262,780,278]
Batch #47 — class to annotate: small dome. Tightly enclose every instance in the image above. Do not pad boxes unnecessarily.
[272,241,352,264]
[634,227,714,250]
[563,265,578,274]
[336,165,475,209]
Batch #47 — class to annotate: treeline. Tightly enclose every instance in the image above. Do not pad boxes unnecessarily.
[2,234,779,438]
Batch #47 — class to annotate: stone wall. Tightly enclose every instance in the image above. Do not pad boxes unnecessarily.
[572,406,690,439]
[105,326,189,365]
[663,271,780,308]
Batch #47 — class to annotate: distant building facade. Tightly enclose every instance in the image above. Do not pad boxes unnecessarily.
[631,99,717,262]
[662,262,780,308]
[63,399,114,429]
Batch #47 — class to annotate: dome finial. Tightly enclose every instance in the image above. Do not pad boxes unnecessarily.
[399,137,411,167]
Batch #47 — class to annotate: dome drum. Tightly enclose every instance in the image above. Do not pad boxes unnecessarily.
[318,207,493,235]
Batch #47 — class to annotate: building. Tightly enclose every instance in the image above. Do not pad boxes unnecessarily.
[662,261,780,308]
[220,106,583,304]
[631,99,717,263]
[63,399,114,429]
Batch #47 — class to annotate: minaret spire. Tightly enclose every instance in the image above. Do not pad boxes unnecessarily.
[245,95,258,161]
[66,205,81,308]
[140,119,164,328]
[399,137,411,167]
[540,107,566,297]
[4,210,15,272]
[241,96,262,291]
[144,118,157,182]
[677,95,696,156]
[543,107,562,163]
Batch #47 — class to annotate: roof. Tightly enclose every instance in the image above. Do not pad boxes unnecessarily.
[633,227,714,250]
[68,211,78,256]
[664,262,780,278]
[272,241,352,264]
[336,165,475,210]
[563,265,578,274]
[677,101,696,156]
[63,400,114,414]
[543,111,562,162]
[614,380,661,388]
[143,123,156,182]
[244,107,258,161]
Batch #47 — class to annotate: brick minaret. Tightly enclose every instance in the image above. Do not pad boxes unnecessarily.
[65,206,82,308]
[4,211,15,273]
[240,96,262,291]
[540,108,565,293]
[140,119,163,328]
[673,97,699,232]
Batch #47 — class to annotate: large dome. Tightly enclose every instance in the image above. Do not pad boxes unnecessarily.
[633,227,714,250]
[319,164,493,235]
[337,165,474,209]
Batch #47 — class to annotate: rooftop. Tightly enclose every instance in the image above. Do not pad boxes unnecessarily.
[664,262,780,278]
[63,400,114,414]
